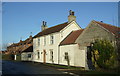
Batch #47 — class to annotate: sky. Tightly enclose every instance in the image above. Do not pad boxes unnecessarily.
[2,2,119,50]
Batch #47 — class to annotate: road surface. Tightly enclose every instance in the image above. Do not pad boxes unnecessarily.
[2,60,71,75]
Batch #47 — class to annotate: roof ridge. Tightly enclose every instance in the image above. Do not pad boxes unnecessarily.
[22,45,33,52]
[43,22,68,31]
[33,22,69,38]
[73,29,84,32]
[94,20,120,28]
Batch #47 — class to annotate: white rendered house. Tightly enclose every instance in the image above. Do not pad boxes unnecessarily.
[32,10,86,67]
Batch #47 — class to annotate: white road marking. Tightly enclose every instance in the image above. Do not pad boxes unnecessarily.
[63,71,79,76]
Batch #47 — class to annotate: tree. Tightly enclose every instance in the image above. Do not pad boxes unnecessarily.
[2,43,8,51]
[91,39,116,69]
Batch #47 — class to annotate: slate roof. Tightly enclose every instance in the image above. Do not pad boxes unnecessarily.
[94,21,120,38]
[22,45,33,52]
[33,22,68,38]
[60,29,84,45]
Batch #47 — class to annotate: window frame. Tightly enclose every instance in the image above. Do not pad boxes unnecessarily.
[44,36,46,45]
[64,52,68,60]
[38,52,40,59]
[38,38,40,46]
[50,49,53,61]
[28,54,31,58]
[50,35,54,44]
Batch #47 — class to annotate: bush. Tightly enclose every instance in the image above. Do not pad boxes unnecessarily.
[92,39,116,69]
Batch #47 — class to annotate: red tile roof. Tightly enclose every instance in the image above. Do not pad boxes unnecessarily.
[94,21,120,38]
[60,29,84,45]
[34,22,68,38]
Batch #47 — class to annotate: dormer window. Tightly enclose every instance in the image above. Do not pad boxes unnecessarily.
[50,35,54,44]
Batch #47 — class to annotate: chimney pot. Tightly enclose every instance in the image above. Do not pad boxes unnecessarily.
[69,10,72,15]
[43,21,45,25]
[72,11,74,15]
[45,22,47,26]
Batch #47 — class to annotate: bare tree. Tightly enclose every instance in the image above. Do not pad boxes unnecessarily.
[2,43,8,51]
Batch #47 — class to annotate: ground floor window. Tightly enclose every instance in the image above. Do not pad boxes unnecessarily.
[50,49,53,61]
[65,52,68,60]
[28,54,31,58]
[38,52,40,59]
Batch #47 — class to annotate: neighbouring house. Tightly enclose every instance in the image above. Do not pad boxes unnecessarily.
[6,35,33,60]
[7,35,33,55]
[21,45,33,61]
[76,20,120,69]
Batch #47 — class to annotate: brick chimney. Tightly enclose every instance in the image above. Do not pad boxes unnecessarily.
[68,10,76,23]
[41,21,48,31]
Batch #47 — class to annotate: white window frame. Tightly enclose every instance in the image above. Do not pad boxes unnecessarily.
[50,35,54,44]
[64,52,68,60]
[38,38,40,46]
[44,36,46,45]
[38,52,40,59]
[50,49,53,61]
[28,54,31,58]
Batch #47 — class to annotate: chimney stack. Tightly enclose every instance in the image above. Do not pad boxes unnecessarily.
[41,21,48,31]
[68,10,76,23]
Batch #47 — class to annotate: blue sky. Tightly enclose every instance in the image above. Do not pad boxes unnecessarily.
[2,2,118,49]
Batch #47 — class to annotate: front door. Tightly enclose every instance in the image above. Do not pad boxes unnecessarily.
[87,46,95,70]
[43,50,46,63]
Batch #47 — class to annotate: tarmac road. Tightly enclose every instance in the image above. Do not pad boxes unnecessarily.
[2,60,70,76]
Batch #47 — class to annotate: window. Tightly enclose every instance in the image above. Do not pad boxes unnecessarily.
[44,36,46,45]
[38,38,40,46]
[28,54,31,58]
[38,52,40,59]
[50,35,54,44]
[64,52,68,60]
[50,49,53,61]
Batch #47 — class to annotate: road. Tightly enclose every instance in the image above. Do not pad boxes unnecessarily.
[2,60,71,76]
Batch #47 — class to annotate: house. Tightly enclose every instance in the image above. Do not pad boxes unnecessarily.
[21,45,33,61]
[59,29,85,67]
[32,10,85,67]
[7,35,33,55]
[6,35,33,60]
[75,20,120,69]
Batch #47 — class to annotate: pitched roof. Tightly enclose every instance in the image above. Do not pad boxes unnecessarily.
[60,29,84,45]
[94,21,120,38]
[22,45,33,52]
[33,22,68,38]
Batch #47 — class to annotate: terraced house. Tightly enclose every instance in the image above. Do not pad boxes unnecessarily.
[6,35,33,60]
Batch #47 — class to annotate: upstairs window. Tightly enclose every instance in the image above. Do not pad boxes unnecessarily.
[38,38,40,46]
[50,35,54,44]
[44,36,46,45]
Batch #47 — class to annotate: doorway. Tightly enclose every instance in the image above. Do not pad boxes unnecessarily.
[43,50,46,63]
